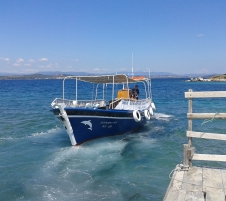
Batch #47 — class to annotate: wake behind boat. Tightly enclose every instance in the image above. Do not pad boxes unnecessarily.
[51,74,156,145]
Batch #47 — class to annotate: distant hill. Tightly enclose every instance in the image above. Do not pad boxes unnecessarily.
[0,71,93,76]
[0,73,60,80]
[210,74,226,81]
[184,73,216,78]
[38,71,93,76]
[0,71,217,80]
[0,71,179,77]
[0,72,24,76]
[0,71,95,80]
[14,71,178,76]
[35,71,217,78]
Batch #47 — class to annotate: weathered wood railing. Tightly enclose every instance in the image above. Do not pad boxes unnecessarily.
[183,89,226,168]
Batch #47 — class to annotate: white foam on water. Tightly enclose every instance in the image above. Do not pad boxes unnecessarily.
[31,126,61,137]
[22,128,161,201]
[153,113,174,121]
[126,130,158,143]
[34,139,129,201]
[42,146,79,170]
[0,127,62,142]
[154,126,165,131]
[0,137,15,140]
[139,137,158,145]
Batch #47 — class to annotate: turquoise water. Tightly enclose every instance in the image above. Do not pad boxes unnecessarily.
[1,78,226,201]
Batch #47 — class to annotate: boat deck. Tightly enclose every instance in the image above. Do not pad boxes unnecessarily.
[164,165,226,201]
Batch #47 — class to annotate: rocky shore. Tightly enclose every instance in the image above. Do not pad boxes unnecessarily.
[187,74,226,82]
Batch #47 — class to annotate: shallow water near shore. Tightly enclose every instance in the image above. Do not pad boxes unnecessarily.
[1,78,226,201]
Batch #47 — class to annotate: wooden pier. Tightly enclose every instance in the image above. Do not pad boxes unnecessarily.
[164,90,226,201]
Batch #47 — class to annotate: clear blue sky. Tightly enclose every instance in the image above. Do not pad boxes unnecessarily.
[0,0,226,75]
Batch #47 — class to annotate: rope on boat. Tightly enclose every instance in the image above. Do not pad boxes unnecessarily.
[201,112,219,125]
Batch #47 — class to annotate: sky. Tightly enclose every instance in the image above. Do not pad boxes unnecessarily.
[0,0,226,75]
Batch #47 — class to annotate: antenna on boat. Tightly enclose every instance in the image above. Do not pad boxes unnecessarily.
[132,53,133,74]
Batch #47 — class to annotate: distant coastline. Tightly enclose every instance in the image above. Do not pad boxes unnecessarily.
[0,74,192,80]
[0,74,66,80]
[186,74,226,82]
[0,71,217,80]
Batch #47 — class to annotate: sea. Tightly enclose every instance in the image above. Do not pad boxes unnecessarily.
[1,78,226,201]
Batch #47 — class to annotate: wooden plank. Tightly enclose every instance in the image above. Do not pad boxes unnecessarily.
[188,90,193,146]
[187,131,226,141]
[203,168,223,189]
[193,154,226,162]
[184,191,205,201]
[164,169,185,201]
[185,91,226,98]
[220,168,226,199]
[204,188,225,201]
[187,113,226,119]
[173,170,185,189]
[203,168,226,201]
[183,144,189,168]
[182,166,203,192]
[220,169,226,201]
[188,119,193,147]
[165,167,226,200]
[188,147,196,159]
[203,168,225,201]
[220,169,226,189]
[164,189,178,201]
[164,189,187,201]
[174,190,186,201]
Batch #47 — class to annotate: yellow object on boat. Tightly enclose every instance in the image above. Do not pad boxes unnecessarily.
[117,89,131,99]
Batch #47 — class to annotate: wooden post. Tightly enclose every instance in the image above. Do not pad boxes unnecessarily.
[188,89,193,147]
[188,147,195,167]
[183,144,189,168]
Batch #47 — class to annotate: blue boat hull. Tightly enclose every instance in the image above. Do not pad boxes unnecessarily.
[53,108,147,145]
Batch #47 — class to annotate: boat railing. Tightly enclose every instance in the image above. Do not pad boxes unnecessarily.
[114,98,151,110]
[51,98,106,108]
[52,97,151,110]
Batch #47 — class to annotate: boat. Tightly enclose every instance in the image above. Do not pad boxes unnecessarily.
[51,74,156,145]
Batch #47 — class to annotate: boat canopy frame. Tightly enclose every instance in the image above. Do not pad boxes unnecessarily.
[62,74,152,103]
